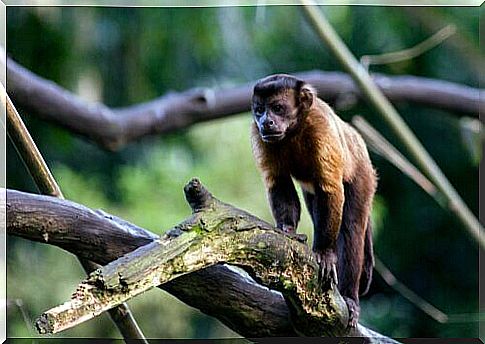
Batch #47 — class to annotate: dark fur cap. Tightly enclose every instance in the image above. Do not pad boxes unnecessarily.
[253,74,306,98]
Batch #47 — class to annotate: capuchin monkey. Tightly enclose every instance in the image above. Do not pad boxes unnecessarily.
[251,74,376,327]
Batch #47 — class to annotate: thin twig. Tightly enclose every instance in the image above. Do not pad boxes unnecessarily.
[2,83,149,343]
[352,118,485,323]
[3,87,62,198]
[300,1,485,250]
[374,257,448,323]
[375,257,483,324]
[352,116,438,198]
[360,25,456,70]
[400,7,484,83]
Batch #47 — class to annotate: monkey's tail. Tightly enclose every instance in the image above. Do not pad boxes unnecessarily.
[359,218,374,296]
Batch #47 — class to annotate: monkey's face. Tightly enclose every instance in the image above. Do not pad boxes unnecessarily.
[252,90,300,143]
[252,74,315,143]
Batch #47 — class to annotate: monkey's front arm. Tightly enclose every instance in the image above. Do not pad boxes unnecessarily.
[268,176,301,233]
[310,184,344,284]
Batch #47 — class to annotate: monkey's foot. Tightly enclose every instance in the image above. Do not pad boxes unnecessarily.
[315,249,338,286]
[342,296,360,328]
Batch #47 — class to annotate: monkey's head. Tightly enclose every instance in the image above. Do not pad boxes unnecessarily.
[252,74,315,143]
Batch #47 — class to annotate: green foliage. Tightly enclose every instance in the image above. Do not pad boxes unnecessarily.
[6,5,480,339]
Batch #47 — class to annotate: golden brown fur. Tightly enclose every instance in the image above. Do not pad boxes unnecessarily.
[251,74,377,327]
[252,97,376,239]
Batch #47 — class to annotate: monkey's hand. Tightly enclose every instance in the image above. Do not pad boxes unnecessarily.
[279,223,296,234]
[315,249,338,286]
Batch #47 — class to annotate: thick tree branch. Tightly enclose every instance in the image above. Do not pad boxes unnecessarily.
[6,188,291,337]
[6,184,396,342]
[6,57,482,151]
[35,178,352,336]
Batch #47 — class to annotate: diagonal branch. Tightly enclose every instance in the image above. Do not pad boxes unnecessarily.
[6,187,292,337]
[35,179,333,335]
[4,83,148,342]
[300,2,485,251]
[5,57,482,151]
[352,116,438,198]
[6,183,396,342]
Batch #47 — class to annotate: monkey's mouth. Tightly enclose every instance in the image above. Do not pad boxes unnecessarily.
[261,132,285,142]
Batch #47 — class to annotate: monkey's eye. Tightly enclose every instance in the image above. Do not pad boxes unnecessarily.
[272,104,283,113]
[254,105,265,114]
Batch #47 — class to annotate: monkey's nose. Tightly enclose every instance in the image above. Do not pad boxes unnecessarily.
[263,119,275,130]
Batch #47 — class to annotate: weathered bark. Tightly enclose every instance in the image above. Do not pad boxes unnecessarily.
[35,178,350,336]
[6,183,397,342]
[7,190,157,261]
[6,57,482,150]
[6,188,292,337]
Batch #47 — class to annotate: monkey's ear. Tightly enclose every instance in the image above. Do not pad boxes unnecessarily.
[299,84,316,111]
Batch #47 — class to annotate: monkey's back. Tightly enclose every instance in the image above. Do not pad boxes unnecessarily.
[315,99,376,187]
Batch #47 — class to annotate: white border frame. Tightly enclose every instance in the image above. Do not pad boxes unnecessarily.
[0,2,481,343]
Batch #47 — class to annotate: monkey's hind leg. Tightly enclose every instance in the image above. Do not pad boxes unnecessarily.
[337,181,370,328]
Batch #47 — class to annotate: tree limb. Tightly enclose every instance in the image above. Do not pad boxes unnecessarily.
[6,187,291,337]
[5,82,148,342]
[6,183,397,342]
[5,57,482,151]
[34,178,352,336]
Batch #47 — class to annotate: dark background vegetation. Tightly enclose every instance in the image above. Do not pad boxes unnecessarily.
[6,5,481,339]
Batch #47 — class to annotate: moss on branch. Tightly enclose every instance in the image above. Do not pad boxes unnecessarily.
[35,178,367,337]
